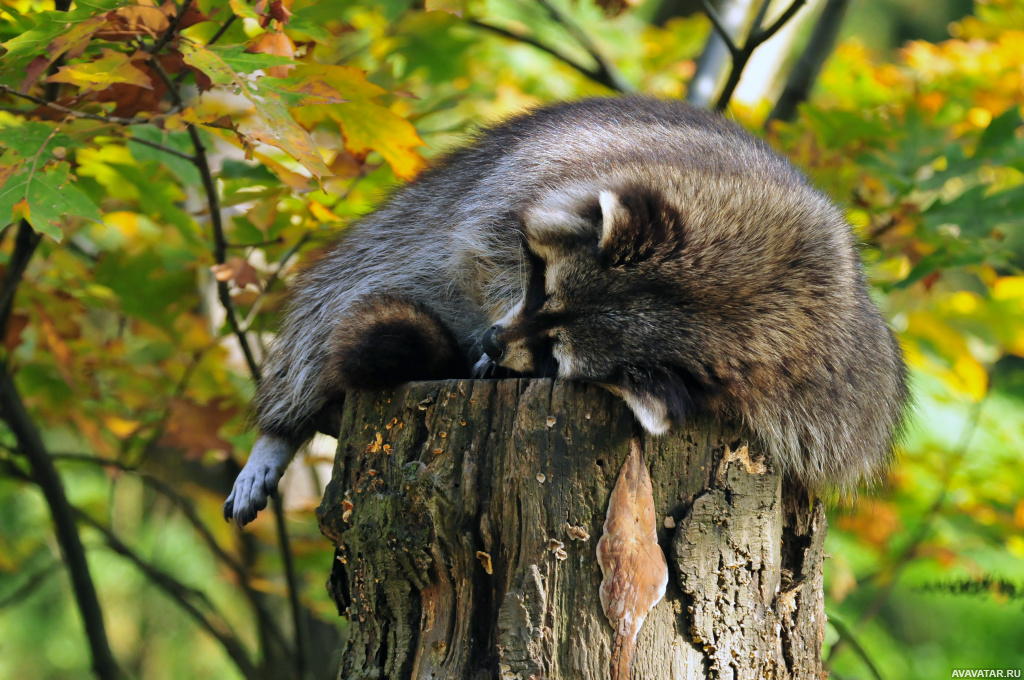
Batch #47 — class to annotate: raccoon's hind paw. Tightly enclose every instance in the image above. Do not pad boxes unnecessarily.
[331,295,469,388]
[223,435,297,526]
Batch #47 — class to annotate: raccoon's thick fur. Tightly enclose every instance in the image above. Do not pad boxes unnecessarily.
[223,97,910,526]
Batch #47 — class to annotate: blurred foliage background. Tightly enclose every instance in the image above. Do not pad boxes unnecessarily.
[0,0,1022,677]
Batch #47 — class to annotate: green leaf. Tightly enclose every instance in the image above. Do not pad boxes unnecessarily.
[0,163,102,240]
[1,0,121,59]
[182,44,295,86]
[0,121,79,159]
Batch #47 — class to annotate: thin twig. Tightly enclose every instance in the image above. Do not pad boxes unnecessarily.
[0,369,122,680]
[126,135,197,162]
[826,613,885,680]
[754,0,808,44]
[49,453,292,654]
[697,0,740,56]
[0,558,61,610]
[148,56,262,380]
[466,19,609,89]
[75,511,261,680]
[240,230,314,332]
[535,0,633,92]
[0,85,180,125]
[148,0,195,55]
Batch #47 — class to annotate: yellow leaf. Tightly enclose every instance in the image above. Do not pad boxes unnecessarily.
[993,276,1024,301]
[291,65,425,180]
[104,416,141,438]
[953,355,988,401]
[48,48,153,93]
[309,200,341,223]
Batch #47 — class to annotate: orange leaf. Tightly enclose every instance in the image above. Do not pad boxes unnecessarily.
[160,398,239,459]
[249,31,295,78]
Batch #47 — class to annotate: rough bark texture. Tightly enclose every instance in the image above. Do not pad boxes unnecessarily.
[317,379,827,680]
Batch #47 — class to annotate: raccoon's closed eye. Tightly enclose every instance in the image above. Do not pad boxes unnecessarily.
[523,249,548,314]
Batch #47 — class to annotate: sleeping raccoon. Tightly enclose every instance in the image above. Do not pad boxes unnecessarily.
[223,97,910,526]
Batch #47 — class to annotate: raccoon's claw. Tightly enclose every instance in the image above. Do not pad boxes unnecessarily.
[472,353,499,378]
[223,435,296,527]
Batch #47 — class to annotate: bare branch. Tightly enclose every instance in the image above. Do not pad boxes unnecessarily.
[697,0,740,56]
[0,85,181,125]
[75,510,261,680]
[126,135,197,162]
[753,0,808,45]
[148,0,195,55]
[49,452,292,657]
[535,0,633,92]
[767,0,850,125]
[0,369,122,680]
[825,613,886,680]
[466,19,616,90]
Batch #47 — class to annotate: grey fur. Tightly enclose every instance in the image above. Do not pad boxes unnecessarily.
[224,97,910,525]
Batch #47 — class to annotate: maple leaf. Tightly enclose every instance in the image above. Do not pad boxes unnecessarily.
[48,48,153,93]
[596,437,669,680]
[160,398,239,459]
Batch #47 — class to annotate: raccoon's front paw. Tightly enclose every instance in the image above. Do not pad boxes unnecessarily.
[223,435,295,526]
[472,353,499,378]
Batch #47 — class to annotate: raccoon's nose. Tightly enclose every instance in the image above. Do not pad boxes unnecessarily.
[482,325,506,362]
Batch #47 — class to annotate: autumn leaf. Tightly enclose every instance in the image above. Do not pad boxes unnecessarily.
[291,64,426,179]
[49,48,153,93]
[160,398,239,459]
[249,30,295,78]
[182,42,334,178]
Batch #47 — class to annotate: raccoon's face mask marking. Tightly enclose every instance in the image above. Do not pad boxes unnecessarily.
[489,185,699,434]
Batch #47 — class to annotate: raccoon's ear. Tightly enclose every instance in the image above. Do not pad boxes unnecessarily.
[597,188,684,266]
[618,369,692,435]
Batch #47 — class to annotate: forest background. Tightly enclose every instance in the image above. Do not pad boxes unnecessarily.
[0,0,1022,677]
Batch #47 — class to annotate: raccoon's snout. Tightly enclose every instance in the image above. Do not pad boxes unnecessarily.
[482,325,506,362]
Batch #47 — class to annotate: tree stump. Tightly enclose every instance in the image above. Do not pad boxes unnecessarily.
[317,379,827,680]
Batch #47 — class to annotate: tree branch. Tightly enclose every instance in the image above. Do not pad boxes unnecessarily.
[147,0,195,55]
[535,0,633,92]
[49,452,292,657]
[147,53,311,679]
[0,369,122,680]
[466,19,617,91]
[126,135,197,162]
[0,85,180,125]
[766,0,850,125]
[75,510,261,680]
[826,613,886,680]
[713,0,809,112]
[697,0,740,56]
[147,57,262,381]
[0,221,42,341]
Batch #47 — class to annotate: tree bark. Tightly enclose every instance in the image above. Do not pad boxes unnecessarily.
[317,379,827,680]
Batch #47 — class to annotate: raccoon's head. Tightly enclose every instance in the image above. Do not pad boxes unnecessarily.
[482,183,706,435]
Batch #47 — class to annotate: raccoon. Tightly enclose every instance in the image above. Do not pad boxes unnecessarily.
[223,97,910,526]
